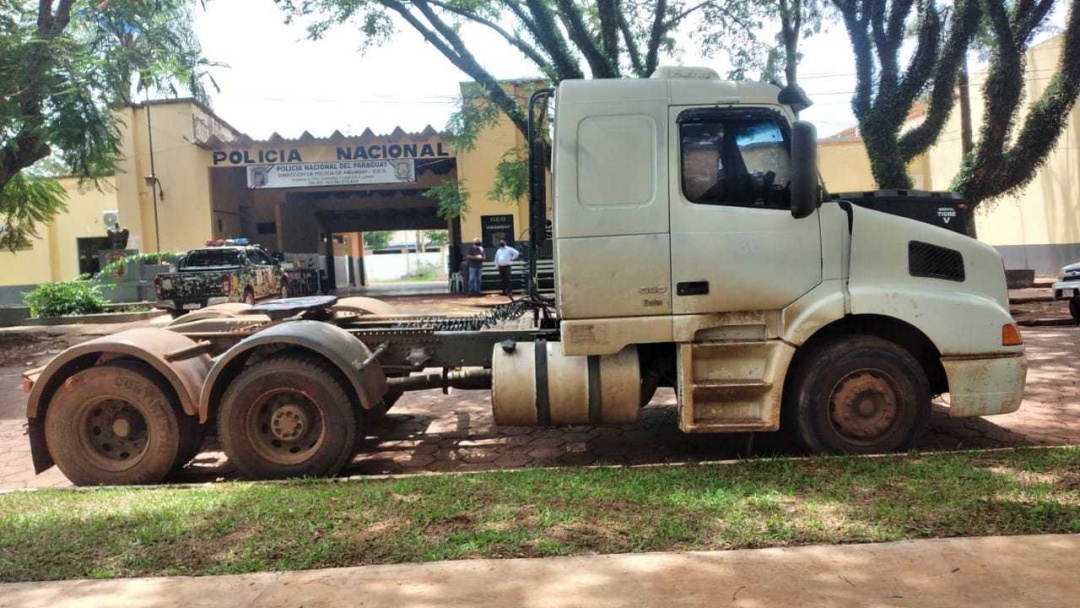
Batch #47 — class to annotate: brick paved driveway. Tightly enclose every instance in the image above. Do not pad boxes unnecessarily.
[2,322,1077,491]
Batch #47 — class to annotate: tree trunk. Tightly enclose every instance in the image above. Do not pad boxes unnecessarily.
[863,129,913,189]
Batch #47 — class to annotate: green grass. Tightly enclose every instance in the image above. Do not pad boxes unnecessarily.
[1,447,1079,582]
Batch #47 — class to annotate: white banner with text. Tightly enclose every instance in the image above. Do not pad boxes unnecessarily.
[246,159,415,189]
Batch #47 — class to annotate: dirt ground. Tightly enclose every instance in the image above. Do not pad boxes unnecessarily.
[1,292,1077,490]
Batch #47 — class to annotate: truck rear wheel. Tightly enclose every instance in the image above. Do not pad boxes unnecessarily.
[786,336,930,454]
[218,355,357,480]
[44,361,196,486]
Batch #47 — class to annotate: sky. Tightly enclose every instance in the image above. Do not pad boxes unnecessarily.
[190,1,1063,141]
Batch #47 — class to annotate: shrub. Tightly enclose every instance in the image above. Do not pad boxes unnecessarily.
[93,251,181,283]
[23,280,109,318]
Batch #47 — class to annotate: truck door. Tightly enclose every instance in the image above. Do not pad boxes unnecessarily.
[250,249,276,298]
[669,107,822,314]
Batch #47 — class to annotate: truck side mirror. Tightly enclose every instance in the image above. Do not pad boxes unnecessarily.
[790,121,820,219]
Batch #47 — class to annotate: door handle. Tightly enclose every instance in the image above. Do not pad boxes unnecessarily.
[676,281,709,296]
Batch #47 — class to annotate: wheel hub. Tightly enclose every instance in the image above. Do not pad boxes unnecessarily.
[829,372,898,441]
[85,400,148,461]
[251,391,324,465]
[270,404,308,441]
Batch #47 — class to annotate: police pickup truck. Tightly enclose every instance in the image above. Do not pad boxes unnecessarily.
[154,242,288,316]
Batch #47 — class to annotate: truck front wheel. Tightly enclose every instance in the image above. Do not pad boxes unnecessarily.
[218,355,357,479]
[44,361,196,486]
[1069,296,1080,321]
[786,336,930,454]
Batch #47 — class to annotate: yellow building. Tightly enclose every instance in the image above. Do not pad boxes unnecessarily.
[819,34,1080,274]
[0,80,540,302]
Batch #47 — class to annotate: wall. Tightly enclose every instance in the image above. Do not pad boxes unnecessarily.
[114,102,216,255]
[0,177,117,291]
[818,139,930,194]
[456,81,538,245]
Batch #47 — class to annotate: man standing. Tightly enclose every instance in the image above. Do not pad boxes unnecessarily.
[493,239,520,298]
[465,237,485,297]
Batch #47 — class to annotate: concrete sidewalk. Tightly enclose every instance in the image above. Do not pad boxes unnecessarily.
[2,534,1077,608]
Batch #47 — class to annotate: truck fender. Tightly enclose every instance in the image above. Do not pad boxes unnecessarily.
[25,328,212,473]
[197,320,387,423]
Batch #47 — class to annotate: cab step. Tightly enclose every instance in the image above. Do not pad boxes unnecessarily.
[677,340,795,433]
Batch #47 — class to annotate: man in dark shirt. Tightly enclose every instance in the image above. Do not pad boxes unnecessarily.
[466,238,485,296]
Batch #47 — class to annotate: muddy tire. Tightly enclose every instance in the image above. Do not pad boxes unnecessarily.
[1070,296,1080,321]
[218,355,357,480]
[44,360,197,486]
[785,336,930,454]
[242,288,256,306]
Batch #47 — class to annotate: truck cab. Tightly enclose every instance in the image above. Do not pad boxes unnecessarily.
[499,67,1026,453]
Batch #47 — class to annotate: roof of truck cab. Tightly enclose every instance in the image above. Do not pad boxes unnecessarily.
[557,76,782,107]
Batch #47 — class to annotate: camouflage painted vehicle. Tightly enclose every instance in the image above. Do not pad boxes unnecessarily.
[154,246,288,315]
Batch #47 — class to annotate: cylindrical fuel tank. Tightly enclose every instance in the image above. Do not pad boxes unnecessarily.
[492,341,640,426]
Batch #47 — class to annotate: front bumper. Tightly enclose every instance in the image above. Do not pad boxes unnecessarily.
[942,354,1027,417]
[1052,279,1080,299]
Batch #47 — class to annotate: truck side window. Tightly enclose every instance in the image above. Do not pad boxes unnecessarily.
[251,249,274,266]
[680,116,791,210]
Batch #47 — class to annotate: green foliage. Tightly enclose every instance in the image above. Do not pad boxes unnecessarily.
[834,0,982,189]
[488,147,529,204]
[93,252,182,283]
[0,174,67,252]
[423,230,449,247]
[0,0,214,241]
[363,231,393,250]
[22,280,108,319]
[951,0,1080,205]
[445,93,505,153]
[425,180,471,220]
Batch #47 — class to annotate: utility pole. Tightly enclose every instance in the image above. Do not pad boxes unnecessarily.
[145,92,161,252]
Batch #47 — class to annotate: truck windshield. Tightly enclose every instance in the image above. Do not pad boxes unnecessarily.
[181,249,245,268]
[680,115,791,210]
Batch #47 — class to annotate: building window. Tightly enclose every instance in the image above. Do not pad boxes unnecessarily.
[256,222,277,235]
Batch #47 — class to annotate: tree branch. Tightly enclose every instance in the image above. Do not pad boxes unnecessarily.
[645,0,668,75]
[423,0,553,75]
[554,0,617,77]
[617,9,645,76]
[597,0,621,61]
[958,0,1080,202]
[837,0,874,120]
[894,3,941,117]
[381,1,528,137]
[899,0,981,161]
[522,0,585,80]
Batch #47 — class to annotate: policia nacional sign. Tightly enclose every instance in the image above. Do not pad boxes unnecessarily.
[212,142,453,166]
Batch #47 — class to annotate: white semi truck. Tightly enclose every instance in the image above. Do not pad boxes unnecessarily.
[24,68,1027,485]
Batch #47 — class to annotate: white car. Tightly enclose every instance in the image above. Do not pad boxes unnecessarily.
[1051,261,1080,320]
